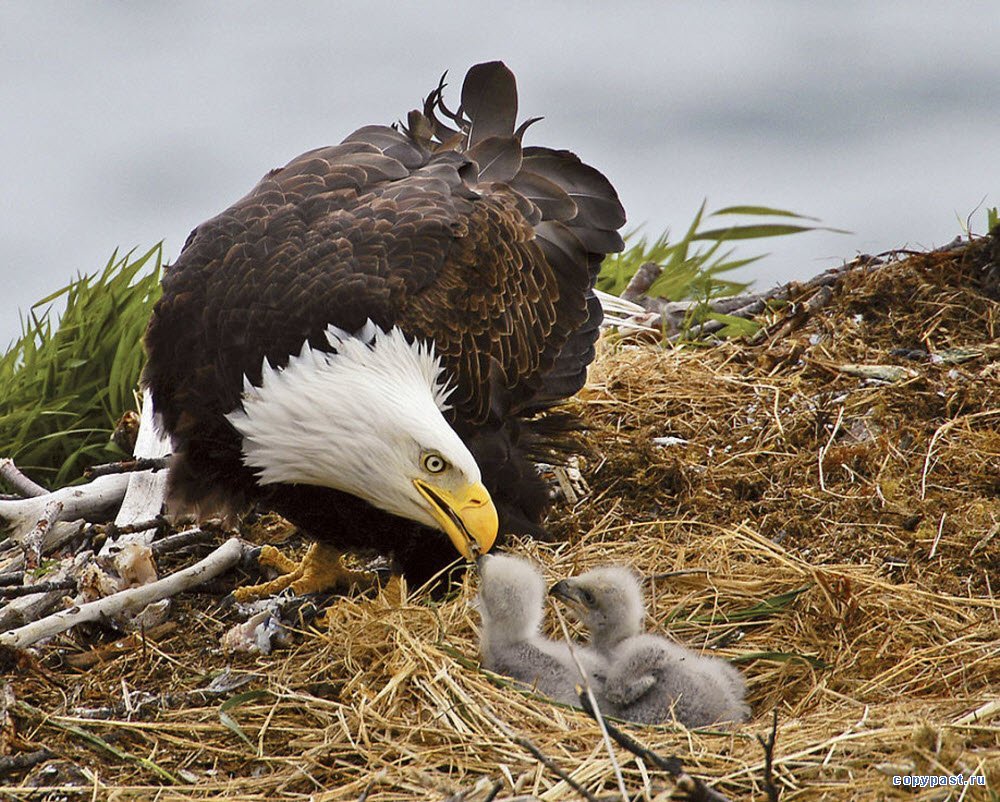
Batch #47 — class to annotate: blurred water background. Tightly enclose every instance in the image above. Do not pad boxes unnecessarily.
[2,1,998,346]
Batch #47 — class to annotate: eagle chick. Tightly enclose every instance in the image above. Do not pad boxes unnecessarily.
[476,554,607,708]
[551,565,750,727]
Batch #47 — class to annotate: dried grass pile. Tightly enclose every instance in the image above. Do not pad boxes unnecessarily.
[4,236,999,801]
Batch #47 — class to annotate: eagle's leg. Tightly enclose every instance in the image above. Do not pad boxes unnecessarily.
[232,542,373,601]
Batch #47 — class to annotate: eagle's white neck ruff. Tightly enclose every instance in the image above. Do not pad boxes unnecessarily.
[225,322,480,527]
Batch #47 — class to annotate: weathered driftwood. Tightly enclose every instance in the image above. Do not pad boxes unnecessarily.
[0,537,246,649]
[0,551,94,633]
[102,390,172,556]
[0,458,47,498]
[0,474,129,545]
[0,392,206,643]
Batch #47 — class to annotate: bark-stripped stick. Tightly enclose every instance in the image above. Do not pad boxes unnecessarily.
[0,458,47,498]
[102,390,172,556]
[0,474,130,540]
[0,537,246,649]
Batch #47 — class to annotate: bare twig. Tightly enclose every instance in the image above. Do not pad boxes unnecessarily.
[85,456,171,478]
[100,515,170,539]
[0,579,76,599]
[357,775,379,802]
[0,458,47,498]
[19,499,63,568]
[483,706,601,802]
[751,285,833,346]
[150,526,215,556]
[756,709,780,802]
[0,537,246,649]
[480,780,503,802]
[577,694,732,802]
[550,602,629,801]
[0,748,55,775]
[621,261,663,303]
[65,621,178,671]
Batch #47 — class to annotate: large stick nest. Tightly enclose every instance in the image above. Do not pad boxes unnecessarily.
[4,235,999,800]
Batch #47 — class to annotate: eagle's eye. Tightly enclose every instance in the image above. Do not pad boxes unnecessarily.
[422,452,448,474]
[581,589,596,606]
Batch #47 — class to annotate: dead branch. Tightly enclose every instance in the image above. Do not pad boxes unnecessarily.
[149,526,214,556]
[0,458,47,498]
[641,236,974,343]
[0,521,89,584]
[483,707,602,802]
[101,515,169,538]
[0,552,93,634]
[18,499,63,568]
[0,474,130,544]
[101,390,172,557]
[577,693,732,802]
[621,261,664,302]
[0,537,246,649]
[64,621,178,671]
[479,781,503,802]
[0,579,76,599]
[614,250,880,341]
[750,285,833,346]
[0,748,55,775]
[84,456,170,478]
[756,709,780,802]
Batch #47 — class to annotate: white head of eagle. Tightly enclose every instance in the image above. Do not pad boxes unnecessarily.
[225,321,498,558]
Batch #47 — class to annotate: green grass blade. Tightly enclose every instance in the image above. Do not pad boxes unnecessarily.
[689,586,812,623]
[694,223,849,241]
[712,205,820,220]
[0,245,163,491]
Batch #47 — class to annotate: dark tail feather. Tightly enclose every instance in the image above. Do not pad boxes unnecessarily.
[414,62,625,417]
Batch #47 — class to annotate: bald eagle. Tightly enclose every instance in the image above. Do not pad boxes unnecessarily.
[143,61,625,593]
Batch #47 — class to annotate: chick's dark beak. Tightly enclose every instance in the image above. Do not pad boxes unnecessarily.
[549,579,574,602]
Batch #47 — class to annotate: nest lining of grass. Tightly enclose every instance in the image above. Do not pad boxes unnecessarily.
[3,236,999,800]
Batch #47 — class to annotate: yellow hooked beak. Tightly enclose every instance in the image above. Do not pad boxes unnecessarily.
[413,479,498,560]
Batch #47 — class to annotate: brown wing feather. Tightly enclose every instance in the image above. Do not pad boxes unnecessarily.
[144,61,624,515]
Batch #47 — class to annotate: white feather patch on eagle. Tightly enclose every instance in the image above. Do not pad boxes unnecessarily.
[225,322,480,527]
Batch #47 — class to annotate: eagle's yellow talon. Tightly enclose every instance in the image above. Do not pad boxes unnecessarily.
[256,544,303,575]
[232,542,374,601]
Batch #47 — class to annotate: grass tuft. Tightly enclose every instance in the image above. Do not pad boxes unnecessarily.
[0,245,162,489]
[597,203,841,341]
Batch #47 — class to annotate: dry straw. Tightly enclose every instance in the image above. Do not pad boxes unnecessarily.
[3,238,999,800]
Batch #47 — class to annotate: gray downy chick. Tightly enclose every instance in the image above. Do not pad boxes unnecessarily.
[550,565,750,727]
[549,565,645,656]
[604,634,751,727]
[475,554,608,707]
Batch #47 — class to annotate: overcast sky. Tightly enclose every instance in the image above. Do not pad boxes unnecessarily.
[2,2,999,347]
